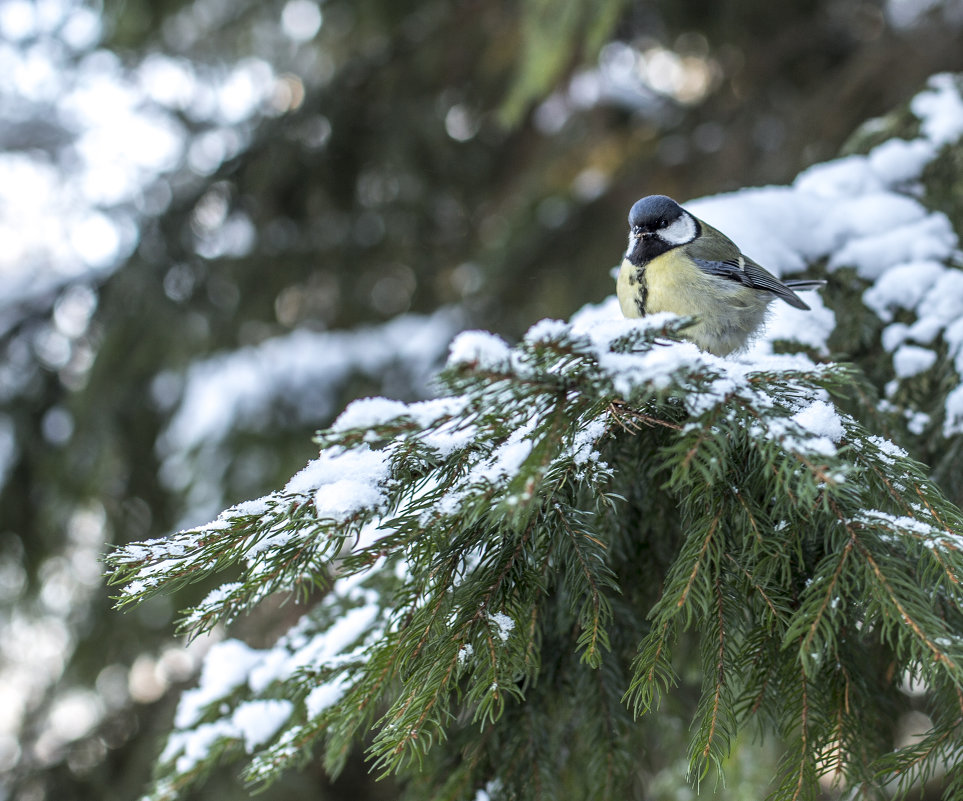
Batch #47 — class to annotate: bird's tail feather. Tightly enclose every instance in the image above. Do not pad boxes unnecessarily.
[784,279,826,291]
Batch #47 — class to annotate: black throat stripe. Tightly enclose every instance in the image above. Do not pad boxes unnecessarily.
[634,268,647,315]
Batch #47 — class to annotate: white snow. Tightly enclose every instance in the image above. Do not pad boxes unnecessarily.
[892,344,938,378]
[913,271,963,344]
[333,397,413,431]
[675,74,963,431]
[911,73,963,146]
[830,214,955,280]
[284,445,392,518]
[314,477,387,518]
[162,699,293,772]
[865,137,935,182]
[757,289,835,355]
[569,417,608,467]
[419,417,481,458]
[332,396,476,458]
[473,421,536,484]
[174,639,264,728]
[857,509,939,538]
[489,612,514,642]
[523,318,571,344]
[792,401,845,442]
[305,674,351,717]
[756,417,839,459]
[167,720,237,773]
[867,435,909,464]
[448,330,512,369]
[192,582,243,617]
[907,410,931,435]
[568,294,624,331]
[232,699,293,751]
[946,381,963,436]
[458,644,474,665]
[863,260,946,322]
[161,570,386,771]
[575,314,706,397]
[683,373,738,417]
[246,604,380,693]
[161,308,461,454]
[122,74,963,779]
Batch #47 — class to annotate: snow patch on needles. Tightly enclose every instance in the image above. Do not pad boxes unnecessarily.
[489,612,515,642]
[856,509,941,538]
[161,308,461,454]
[332,397,413,431]
[108,76,963,797]
[160,569,387,773]
[175,639,264,729]
[334,395,477,458]
[911,73,963,146]
[286,445,392,519]
[892,344,938,378]
[577,315,708,397]
[232,700,293,752]
[164,700,294,772]
[474,419,536,484]
[305,674,352,717]
[679,74,963,432]
[524,318,572,343]
[569,417,608,467]
[334,395,467,433]
[448,330,511,369]
[792,401,845,442]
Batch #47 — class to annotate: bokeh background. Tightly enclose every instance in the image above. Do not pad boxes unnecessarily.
[3,0,963,799]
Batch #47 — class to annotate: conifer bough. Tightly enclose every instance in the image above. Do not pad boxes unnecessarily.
[109,308,963,801]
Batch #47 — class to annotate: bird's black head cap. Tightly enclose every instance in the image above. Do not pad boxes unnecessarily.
[628,195,684,230]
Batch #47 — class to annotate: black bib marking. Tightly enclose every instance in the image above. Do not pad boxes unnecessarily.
[635,268,648,315]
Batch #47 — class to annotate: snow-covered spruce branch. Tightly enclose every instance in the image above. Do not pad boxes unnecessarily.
[108,311,963,801]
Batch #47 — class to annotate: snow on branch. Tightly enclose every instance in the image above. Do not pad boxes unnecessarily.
[109,305,963,800]
[106,73,963,801]
[160,308,463,454]
[152,307,463,525]
[689,74,963,437]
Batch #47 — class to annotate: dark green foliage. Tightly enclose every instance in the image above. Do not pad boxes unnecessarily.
[8,2,963,798]
[110,315,963,800]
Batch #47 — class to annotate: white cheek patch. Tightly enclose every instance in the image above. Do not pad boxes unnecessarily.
[626,230,638,255]
[662,213,697,245]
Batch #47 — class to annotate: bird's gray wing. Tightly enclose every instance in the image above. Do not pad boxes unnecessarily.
[686,222,811,310]
[691,255,811,310]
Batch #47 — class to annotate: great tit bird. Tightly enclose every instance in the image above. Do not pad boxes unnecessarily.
[616,195,825,356]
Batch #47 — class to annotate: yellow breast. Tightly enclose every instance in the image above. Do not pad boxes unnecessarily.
[643,249,719,316]
[616,258,643,318]
[617,250,715,319]
[615,249,769,356]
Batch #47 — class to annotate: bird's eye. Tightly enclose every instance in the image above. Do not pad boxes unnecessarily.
[659,219,668,228]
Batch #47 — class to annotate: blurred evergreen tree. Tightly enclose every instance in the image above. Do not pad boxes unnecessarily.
[3,1,963,800]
